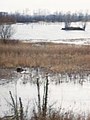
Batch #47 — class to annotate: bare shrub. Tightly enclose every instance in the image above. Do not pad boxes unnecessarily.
[0,15,15,43]
[0,24,14,42]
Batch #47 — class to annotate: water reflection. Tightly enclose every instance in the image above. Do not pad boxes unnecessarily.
[15,68,90,85]
[0,67,90,117]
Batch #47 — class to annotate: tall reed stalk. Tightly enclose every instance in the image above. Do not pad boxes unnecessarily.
[36,69,49,119]
[9,91,25,120]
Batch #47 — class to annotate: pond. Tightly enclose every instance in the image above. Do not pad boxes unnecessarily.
[0,67,90,117]
[12,22,90,45]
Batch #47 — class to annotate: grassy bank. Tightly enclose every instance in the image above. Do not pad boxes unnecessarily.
[0,40,90,73]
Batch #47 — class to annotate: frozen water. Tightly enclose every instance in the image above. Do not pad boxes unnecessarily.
[0,68,90,116]
[12,22,90,45]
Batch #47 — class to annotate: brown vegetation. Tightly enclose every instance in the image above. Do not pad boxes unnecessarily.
[0,15,15,24]
[0,40,90,73]
[31,111,90,120]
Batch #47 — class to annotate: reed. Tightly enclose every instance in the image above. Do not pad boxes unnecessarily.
[0,40,90,73]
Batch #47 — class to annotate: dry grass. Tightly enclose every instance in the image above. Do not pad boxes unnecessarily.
[0,40,90,73]
[31,110,90,120]
[0,111,90,120]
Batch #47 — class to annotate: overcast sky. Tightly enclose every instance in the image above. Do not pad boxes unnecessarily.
[0,0,90,14]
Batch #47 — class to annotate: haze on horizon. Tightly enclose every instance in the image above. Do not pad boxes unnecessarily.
[0,0,90,14]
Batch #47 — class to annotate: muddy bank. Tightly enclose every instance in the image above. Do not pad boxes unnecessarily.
[0,68,16,79]
[0,67,49,84]
[0,67,90,85]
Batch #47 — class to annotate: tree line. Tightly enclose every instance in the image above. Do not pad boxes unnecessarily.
[0,11,89,23]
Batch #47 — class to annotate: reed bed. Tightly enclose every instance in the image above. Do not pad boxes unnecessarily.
[0,40,90,73]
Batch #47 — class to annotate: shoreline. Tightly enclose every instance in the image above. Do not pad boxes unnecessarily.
[13,38,90,45]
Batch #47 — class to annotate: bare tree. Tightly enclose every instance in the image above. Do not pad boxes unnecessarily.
[0,15,15,43]
[62,12,72,28]
[0,24,14,41]
[79,12,88,30]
